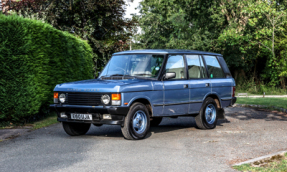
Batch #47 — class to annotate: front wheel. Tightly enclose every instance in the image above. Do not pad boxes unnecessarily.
[62,122,91,136]
[121,103,150,140]
[195,97,218,129]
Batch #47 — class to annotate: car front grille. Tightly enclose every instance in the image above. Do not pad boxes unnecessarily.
[67,92,102,106]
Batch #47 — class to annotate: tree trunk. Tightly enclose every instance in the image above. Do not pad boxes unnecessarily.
[280,77,286,89]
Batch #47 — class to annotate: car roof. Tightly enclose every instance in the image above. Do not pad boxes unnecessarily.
[113,49,222,56]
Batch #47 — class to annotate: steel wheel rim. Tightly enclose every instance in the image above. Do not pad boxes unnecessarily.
[132,110,147,134]
[205,104,216,124]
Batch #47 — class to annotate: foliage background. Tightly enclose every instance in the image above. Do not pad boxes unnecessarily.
[0,14,93,122]
[3,0,137,75]
[136,0,287,90]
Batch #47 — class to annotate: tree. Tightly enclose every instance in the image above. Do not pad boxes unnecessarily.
[138,0,215,50]
[219,0,287,87]
[5,0,137,74]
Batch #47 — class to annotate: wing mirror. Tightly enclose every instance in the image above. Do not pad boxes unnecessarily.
[163,72,176,80]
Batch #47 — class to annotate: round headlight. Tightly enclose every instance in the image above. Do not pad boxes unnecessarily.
[59,93,66,103]
[101,94,110,105]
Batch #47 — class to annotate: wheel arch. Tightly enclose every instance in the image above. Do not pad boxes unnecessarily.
[203,93,222,109]
[128,97,153,117]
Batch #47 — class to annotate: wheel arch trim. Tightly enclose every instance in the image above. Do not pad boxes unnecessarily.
[203,93,222,108]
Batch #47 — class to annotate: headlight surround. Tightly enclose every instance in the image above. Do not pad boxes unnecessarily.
[101,94,110,105]
[59,93,66,103]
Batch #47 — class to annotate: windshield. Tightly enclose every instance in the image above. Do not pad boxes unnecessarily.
[99,54,164,78]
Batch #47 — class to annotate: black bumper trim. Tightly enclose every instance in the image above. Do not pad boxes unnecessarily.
[231,97,237,105]
[107,107,129,115]
[50,104,129,116]
[57,118,124,125]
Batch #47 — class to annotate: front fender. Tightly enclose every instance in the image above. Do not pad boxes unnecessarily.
[127,96,152,107]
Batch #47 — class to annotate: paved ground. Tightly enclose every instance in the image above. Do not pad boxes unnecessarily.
[0,128,30,140]
[1,107,287,172]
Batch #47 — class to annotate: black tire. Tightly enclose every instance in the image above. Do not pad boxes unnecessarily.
[150,117,163,127]
[93,124,103,127]
[195,97,218,129]
[62,122,91,136]
[121,103,150,140]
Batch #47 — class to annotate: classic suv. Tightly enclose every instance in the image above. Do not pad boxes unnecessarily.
[50,49,236,140]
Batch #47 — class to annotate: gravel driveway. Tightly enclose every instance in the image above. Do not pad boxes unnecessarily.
[1,106,287,172]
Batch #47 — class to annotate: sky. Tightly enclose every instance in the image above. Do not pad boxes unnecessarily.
[124,0,142,37]
[124,0,141,19]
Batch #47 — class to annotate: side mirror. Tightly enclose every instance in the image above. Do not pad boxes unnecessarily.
[164,72,176,80]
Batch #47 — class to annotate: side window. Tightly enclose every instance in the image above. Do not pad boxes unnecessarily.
[199,56,207,78]
[203,55,225,78]
[165,55,186,79]
[186,55,207,79]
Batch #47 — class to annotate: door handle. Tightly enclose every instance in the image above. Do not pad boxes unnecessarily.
[183,84,188,88]
[205,83,210,87]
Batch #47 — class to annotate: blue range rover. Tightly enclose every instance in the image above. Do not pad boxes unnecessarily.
[50,49,236,140]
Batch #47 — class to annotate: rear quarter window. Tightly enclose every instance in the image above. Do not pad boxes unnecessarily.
[203,56,226,78]
[217,56,232,77]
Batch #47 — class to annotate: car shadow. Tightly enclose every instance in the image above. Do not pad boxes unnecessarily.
[225,107,287,121]
[150,117,196,133]
[60,107,287,139]
[85,117,199,139]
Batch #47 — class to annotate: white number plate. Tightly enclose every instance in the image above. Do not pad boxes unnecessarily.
[71,113,92,120]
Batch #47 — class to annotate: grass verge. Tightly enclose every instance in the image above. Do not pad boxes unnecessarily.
[233,153,287,172]
[31,113,58,130]
[237,97,287,109]
[0,113,58,130]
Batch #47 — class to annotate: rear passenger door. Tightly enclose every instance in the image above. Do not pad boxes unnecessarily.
[186,55,211,114]
[163,55,189,116]
[203,55,232,107]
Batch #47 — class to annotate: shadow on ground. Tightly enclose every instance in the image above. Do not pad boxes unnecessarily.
[85,117,200,139]
[226,107,287,121]
[65,107,287,139]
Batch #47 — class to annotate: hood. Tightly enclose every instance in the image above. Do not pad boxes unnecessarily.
[53,79,151,93]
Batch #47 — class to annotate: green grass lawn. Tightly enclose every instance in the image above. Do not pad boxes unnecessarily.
[32,113,58,130]
[237,97,287,109]
[234,153,287,172]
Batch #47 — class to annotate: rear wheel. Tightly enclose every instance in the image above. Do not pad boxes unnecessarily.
[121,103,150,140]
[195,97,218,129]
[62,122,91,136]
[150,117,163,127]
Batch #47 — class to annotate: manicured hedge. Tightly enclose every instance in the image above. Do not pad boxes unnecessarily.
[0,14,93,122]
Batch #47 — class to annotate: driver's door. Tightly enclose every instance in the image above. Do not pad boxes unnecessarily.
[163,55,189,116]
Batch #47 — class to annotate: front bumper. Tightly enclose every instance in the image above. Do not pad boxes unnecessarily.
[50,104,129,125]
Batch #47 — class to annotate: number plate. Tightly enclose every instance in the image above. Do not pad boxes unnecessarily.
[71,113,92,120]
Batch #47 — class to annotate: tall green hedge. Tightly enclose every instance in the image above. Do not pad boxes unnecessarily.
[0,15,93,122]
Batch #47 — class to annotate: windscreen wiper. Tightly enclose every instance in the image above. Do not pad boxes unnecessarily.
[101,74,134,80]
[110,74,125,76]
[133,73,154,76]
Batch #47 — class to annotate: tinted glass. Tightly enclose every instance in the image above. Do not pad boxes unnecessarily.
[217,56,231,76]
[203,56,225,78]
[186,55,206,79]
[199,56,207,78]
[100,54,164,78]
[165,55,186,79]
